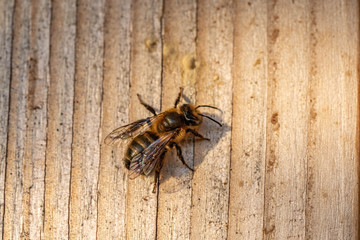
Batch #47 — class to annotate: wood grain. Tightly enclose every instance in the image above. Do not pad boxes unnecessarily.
[69,0,104,239]
[21,0,51,239]
[125,0,163,239]
[157,0,197,239]
[0,0,359,239]
[43,0,76,239]
[0,0,14,238]
[306,0,359,239]
[263,0,310,239]
[190,0,233,239]
[3,0,32,239]
[228,0,267,239]
[96,0,131,238]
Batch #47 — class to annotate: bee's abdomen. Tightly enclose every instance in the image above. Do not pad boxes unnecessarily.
[124,131,159,169]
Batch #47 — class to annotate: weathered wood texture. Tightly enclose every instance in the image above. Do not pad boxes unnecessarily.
[44,0,76,239]
[157,0,197,239]
[69,0,105,239]
[190,1,233,239]
[0,0,14,238]
[97,0,131,239]
[1,0,359,239]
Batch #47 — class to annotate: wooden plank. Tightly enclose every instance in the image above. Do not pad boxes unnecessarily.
[263,1,310,239]
[306,0,359,239]
[43,0,76,239]
[20,0,51,239]
[96,0,131,239]
[157,0,197,239]
[190,0,233,239]
[125,0,163,239]
[0,1,359,239]
[3,1,31,239]
[228,0,267,239]
[69,0,104,239]
[0,0,15,238]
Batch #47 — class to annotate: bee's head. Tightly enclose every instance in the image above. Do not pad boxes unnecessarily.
[180,104,222,127]
[180,104,202,126]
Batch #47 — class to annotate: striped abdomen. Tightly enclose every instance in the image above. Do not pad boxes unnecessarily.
[124,131,159,170]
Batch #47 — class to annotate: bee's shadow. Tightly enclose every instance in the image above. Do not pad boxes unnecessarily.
[159,115,230,194]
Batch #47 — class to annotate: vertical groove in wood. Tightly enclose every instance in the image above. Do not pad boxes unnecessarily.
[96,0,131,238]
[357,2,360,237]
[0,0,15,238]
[357,5,360,237]
[157,0,197,239]
[228,0,267,239]
[339,2,359,237]
[263,0,310,239]
[43,0,76,239]
[306,0,359,239]
[3,0,31,239]
[21,0,51,239]
[125,0,163,239]
[190,0,233,239]
[69,0,104,239]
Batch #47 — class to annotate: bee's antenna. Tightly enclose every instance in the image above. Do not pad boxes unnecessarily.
[198,113,222,127]
[195,105,221,111]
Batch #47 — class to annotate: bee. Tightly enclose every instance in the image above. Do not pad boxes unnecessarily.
[104,88,222,193]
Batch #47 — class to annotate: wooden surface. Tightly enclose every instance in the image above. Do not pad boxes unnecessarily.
[0,0,359,239]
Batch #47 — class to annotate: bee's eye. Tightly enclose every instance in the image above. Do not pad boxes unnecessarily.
[185,112,195,121]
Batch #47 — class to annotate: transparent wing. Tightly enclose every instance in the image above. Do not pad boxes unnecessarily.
[104,114,163,147]
[128,131,177,179]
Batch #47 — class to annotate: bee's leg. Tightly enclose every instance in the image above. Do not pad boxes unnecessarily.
[172,142,194,171]
[186,129,210,141]
[152,152,166,193]
[137,94,157,116]
[174,87,183,108]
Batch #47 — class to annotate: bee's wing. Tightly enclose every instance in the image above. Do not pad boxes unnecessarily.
[128,131,177,179]
[104,114,163,146]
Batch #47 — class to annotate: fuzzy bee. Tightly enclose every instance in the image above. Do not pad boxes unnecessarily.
[104,88,222,192]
